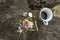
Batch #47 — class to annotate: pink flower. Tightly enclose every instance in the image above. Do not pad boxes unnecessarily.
[22,24,29,28]
[17,27,23,33]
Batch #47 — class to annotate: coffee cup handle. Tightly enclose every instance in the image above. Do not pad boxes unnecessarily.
[43,21,48,25]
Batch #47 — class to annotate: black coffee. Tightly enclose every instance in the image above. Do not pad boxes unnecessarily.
[41,11,47,20]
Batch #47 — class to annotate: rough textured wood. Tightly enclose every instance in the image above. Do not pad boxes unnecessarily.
[0,0,60,40]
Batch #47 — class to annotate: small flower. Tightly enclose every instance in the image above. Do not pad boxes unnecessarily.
[28,12,33,17]
[22,19,29,28]
[17,27,23,33]
[23,12,28,17]
[22,19,28,25]
[22,24,29,28]
[22,19,34,29]
[28,21,33,28]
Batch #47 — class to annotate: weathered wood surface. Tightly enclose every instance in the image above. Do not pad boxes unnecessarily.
[0,0,60,40]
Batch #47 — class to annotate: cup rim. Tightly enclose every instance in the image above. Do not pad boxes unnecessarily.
[39,8,53,22]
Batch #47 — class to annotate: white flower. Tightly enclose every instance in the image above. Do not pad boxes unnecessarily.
[28,12,33,17]
[23,12,28,17]
[28,21,33,28]
[17,27,23,33]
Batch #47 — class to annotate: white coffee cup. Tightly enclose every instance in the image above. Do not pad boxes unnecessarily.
[39,8,53,25]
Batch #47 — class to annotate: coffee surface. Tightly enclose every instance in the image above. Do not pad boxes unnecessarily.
[41,11,47,20]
